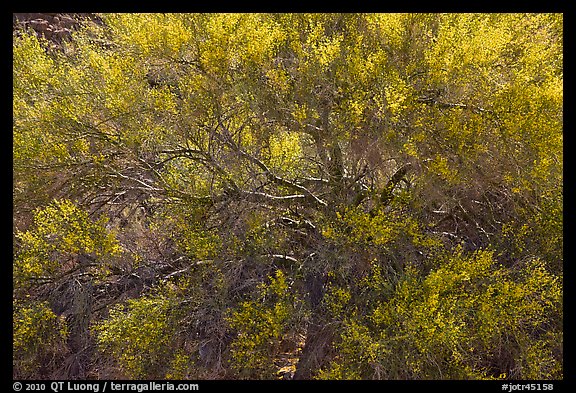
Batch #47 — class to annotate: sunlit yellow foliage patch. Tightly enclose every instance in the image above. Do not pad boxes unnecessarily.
[94,294,173,378]
[14,199,121,283]
[104,13,193,58]
[227,270,298,378]
[13,300,68,378]
[267,131,303,176]
[323,248,562,379]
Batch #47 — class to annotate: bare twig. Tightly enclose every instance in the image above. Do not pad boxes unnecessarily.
[216,123,328,208]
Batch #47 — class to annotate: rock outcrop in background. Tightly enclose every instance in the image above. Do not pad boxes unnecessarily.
[13,13,103,47]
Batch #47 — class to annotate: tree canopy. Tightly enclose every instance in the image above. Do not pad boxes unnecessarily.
[13,13,562,380]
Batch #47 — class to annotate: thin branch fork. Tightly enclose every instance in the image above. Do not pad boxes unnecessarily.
[107,170,164,192]
[216,122,328,208]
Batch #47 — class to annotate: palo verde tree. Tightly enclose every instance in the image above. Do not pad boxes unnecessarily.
[13,13,562,379]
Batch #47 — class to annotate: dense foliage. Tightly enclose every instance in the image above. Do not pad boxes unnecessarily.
[13,13,562,380]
